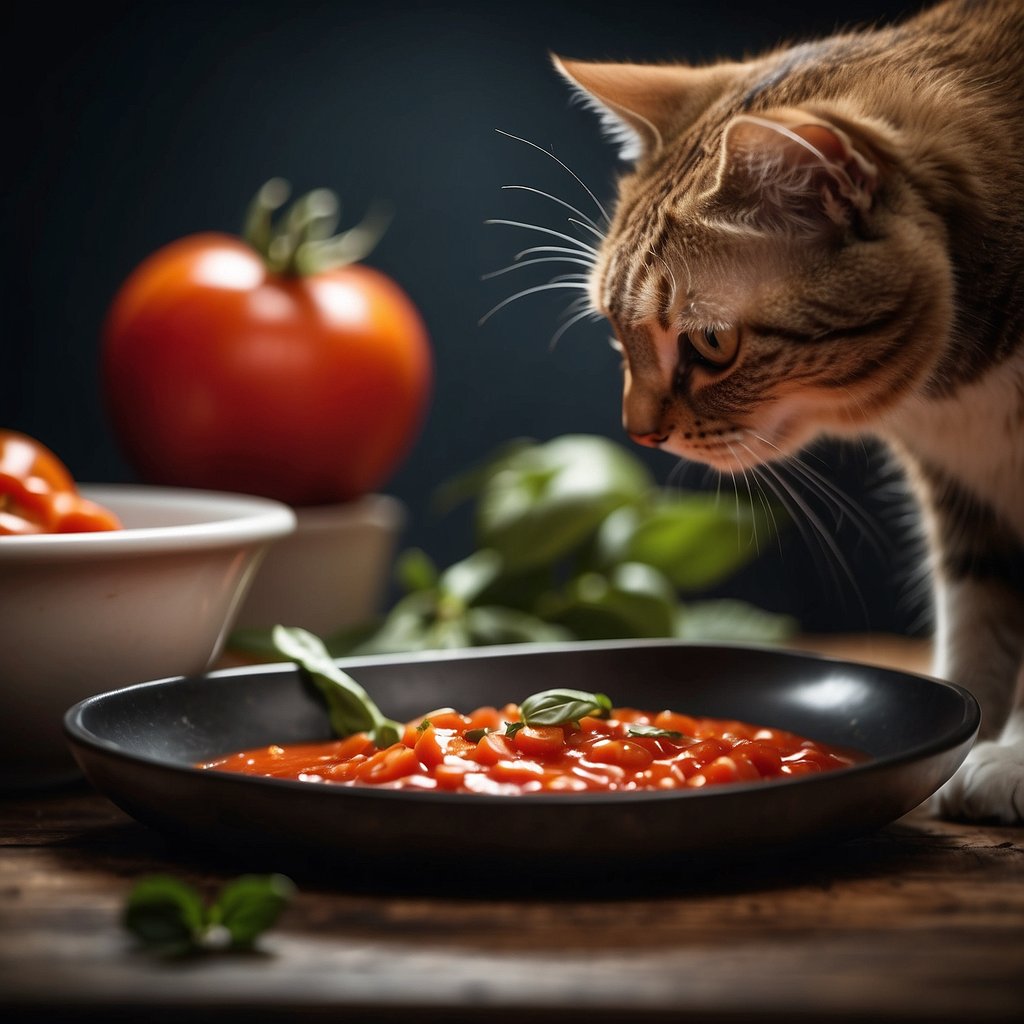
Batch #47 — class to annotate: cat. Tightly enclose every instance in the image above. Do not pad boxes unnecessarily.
[552,0,1024,823]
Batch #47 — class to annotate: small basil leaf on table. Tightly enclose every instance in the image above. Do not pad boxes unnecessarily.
[125,874,296,955]
[210,874,297,949]
[270,625,402,747]
[123,875,206,953]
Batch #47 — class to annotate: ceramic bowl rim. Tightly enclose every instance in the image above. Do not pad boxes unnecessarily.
[0,483,296,561]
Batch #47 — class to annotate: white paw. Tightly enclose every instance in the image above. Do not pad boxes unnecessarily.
[930,740,1024,824]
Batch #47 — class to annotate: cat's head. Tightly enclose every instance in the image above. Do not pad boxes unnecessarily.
[554,54,953,470]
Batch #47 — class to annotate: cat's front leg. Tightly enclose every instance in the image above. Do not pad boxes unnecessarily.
[929,576,1024,823]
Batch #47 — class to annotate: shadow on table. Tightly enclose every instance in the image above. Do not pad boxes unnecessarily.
[37,795,987,901]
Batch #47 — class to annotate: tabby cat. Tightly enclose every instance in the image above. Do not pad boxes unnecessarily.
[553,0,1024,822]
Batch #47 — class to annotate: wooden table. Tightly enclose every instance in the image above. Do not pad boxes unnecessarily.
[2,638,1023,1023]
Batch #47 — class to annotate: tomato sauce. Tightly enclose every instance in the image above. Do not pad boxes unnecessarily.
[202,704,862,795]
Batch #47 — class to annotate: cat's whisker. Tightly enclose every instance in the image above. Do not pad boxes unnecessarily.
[757,459,871,627]
[664,455,708,493]
[567,217,606,241]
[749,468,787,557]
[752,430,886,579]
[484,219,600,256]
[752,432,890,559]
[758,462,843,585]
[494,128,611,225]
[719,457,744,551]
[736,442,787,554]
[482,256,596,281]
[515,245,596,264]
[725,442,762,553]
[549,302,600,351]
[713,467,725,506]
[732,469,747,551]
[742,477,764,554]
[561,295,591,313]
[478,281,590,327]
[500,185,604,233]
[548,273,591,283]
[783,454,890,558]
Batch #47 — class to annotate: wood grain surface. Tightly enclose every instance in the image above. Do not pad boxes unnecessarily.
[2,783,1022,1022]
[1,637,1022,1023]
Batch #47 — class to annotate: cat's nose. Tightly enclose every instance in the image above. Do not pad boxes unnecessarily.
[628,430,670,448]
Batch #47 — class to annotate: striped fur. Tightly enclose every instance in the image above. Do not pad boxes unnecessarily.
[558,0,1024,821]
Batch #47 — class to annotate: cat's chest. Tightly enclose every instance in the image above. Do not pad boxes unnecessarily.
[884,353,1024,538]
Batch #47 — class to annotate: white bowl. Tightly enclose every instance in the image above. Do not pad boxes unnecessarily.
[232,494,405,637]
[0,484,295,788]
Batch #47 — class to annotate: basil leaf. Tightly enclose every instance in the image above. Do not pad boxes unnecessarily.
[465,727,490,742]
[518,688,612,726]
[270,625,402,747]
[504,721,525,737]
[627,724,684,740]
[537,564,676,641]
[211,874,296,949]
[439,549,504,605]
[124,876,206,953]
[465,605,573,646]
[595,492,781,593]
[475,435,654,574]
[124,874,296,956]
[395,547,439,593]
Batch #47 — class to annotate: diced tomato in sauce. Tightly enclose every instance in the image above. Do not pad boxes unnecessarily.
[201,705,863,795]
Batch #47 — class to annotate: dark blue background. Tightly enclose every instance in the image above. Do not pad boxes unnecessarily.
[6,0,931,635]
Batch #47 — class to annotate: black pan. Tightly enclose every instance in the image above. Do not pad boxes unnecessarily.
[64,640,977,878]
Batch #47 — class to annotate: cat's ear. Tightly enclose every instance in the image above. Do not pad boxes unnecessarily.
[552,56,742,162]
[712,110,880,230]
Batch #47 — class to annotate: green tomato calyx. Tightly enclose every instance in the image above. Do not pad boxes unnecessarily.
[242,178,392,277]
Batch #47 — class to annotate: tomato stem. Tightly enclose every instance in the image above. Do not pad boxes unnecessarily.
[243,179,291,262]
[242,179,392,277]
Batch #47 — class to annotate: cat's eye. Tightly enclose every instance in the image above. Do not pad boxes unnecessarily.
[683,326,739,368]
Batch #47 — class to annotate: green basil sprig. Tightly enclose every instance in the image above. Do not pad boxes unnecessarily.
[270,625,402,748]
[518,688,612,727]
[124,874,295,956]
[270,628,618,749]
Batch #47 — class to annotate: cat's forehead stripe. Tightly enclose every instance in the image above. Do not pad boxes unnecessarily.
[603,122,735,321]
[740,40,836,110]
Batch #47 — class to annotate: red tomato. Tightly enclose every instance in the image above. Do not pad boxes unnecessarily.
[0,429,121,535]
[102,186,432,507]
[584,738,654,771]
[513,725,565,758]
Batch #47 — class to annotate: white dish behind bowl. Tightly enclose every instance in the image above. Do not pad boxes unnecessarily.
[0,485,295,788]
[233,494,404,636]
